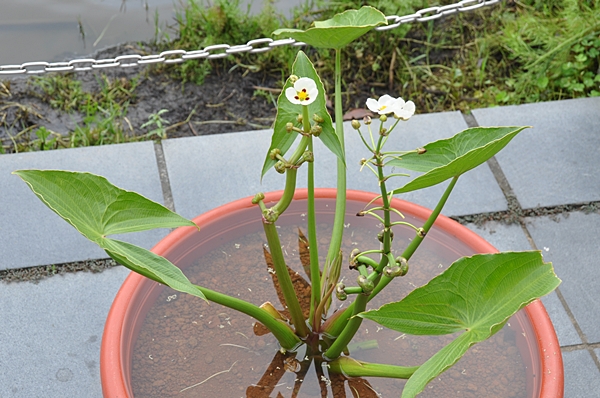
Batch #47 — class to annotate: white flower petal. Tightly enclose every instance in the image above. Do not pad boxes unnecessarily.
[366,98,380,113]
[286,87,302,105]
[394,100,416,120]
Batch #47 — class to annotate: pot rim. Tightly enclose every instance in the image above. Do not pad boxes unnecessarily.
[101,188,563,397]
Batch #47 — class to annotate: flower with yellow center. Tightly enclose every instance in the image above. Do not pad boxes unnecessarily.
[285,77,318,106]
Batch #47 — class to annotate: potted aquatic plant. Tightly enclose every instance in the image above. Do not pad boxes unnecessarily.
[14,7,562,397]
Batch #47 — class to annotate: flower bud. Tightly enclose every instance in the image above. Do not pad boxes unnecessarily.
[351,119,361,130]
[302,151,314,163]
[359,158,367,166]
[379,128,388,136]
[335,283,347,301]
[379,114,388,122]
[313,114,324,123]
[286,122,294,133]
[296,114,303,123]
[383,265,402,278]
[269,148,281,160]
[349,248,360,269]
[275,161,286,174]
[311,125,322,137]
[251,192,265,204]
[289,75,299,84]
[363,116,372,125]
[357,275,374,295]
[395,256,409,276]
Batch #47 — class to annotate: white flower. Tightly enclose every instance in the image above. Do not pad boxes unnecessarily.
[366,95,416,120]
[366,94,399,115]
[285,77,318,106]
[393,98,416,121]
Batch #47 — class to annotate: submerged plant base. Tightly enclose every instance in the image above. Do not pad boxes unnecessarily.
[125,195,535,397]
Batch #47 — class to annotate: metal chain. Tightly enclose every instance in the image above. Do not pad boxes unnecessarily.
[0,0,500,76]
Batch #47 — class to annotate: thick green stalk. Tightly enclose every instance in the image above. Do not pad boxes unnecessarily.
[271,135,309,216]
[323,294,367,359]
[197,286,301,350]
[263,220,309,338]
[328,357,418,379]
[307,136,321,327]
[324,48,346,285]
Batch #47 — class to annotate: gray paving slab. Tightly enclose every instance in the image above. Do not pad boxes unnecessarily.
[525,211,600,344]
[562,349,600,397]
[466,221,581,347]
[472,97,600,209]
[163,111,508,220]
[0,142,167,270]
[0,266,130,398]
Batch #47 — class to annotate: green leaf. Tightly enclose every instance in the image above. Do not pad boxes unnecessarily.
[261,51,343,177]
[14,169,205,301]
[104,239,206,301]
[359,251,560,398]
[273,6,387,49]
[387,126,528,194]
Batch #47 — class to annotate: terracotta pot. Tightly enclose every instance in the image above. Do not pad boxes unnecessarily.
[101,189,563,397]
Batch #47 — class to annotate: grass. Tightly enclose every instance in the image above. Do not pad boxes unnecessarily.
[1,0,598,153]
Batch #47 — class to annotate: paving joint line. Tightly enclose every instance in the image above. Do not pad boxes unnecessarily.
[153,141,176,212]
[463,111,600,373]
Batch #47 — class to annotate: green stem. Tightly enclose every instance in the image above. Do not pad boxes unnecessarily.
[307,136,321,328]
[328,357,418,379]
[324,48,346,287]
[263,221,309,338]
[271,135,309,216]
[324,294,367,359]
[197,286,301,350]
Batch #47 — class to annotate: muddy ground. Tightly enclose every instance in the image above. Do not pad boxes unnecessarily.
[0,42,382,152]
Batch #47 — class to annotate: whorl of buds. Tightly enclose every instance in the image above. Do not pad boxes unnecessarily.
[274,161,286,174]
[335,283,347,301]
[269,148,281,160]
[351,119,361,130]
[357,275,374,295]
[313,114,324,123]
[251,192,265,205]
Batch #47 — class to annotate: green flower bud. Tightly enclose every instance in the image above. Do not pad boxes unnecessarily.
[275,161,286,174]
[251,192,265,204]
[286,122,294,133]
[289,75,299,83]
[395,256,409,276]
[383,265,402,278]
[297,114,303,123]
[351,119,361,130]
[313,114,324,123]
[380,114,388,122]
[269,148,281,160]
[311,125,322,137]
[335,283,347,301]
[357,275,374,294]
[349,248,360,269]
[302,150,314,163]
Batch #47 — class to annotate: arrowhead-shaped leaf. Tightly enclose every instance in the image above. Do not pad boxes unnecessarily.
[359,251,560,398]
[262,51,343,177]
[387,126,529,194]
[14,169,206,301]
[273,6,387,49]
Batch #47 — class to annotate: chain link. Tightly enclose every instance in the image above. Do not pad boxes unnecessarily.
[0,0,500,76]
